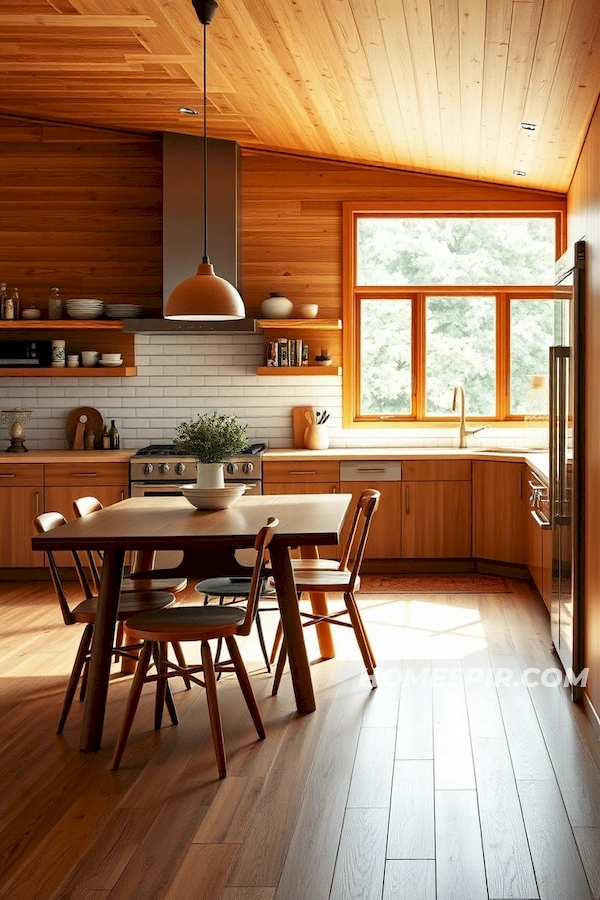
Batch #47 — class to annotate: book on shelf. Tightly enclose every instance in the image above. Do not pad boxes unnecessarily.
[266,338,309,367]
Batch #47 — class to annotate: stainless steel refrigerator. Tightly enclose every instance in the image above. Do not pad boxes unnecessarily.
[550,239,585,696]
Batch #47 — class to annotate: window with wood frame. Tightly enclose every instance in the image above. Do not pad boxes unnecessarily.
[342,209,563,427]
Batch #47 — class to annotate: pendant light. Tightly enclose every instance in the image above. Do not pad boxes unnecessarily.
[165,0,245,320]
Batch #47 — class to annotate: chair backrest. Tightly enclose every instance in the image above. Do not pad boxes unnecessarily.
[34,512,96,625]
[346,489,381,591]
[236,517,279,636]
[72,496,104,592]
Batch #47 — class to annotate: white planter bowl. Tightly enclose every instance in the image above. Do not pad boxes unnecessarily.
[261,294,293,318]
[181,483,246,510]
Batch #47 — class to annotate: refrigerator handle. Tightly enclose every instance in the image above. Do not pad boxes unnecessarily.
[549,346,557,526]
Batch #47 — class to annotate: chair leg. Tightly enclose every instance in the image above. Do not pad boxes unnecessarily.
[154,642,168,730]
[79,658,89,702]
[271,639,288,696]
[270,620,283,665]
[225,636,265,740]
[345,591,377,668]
[254,612,271,673]
[111,641,154,771]
[57,623,93,733]
[114,621,124,662]
[344,592,377,688]
[201,640,227,779]
[161,644,179,727]
[171,642,192,690]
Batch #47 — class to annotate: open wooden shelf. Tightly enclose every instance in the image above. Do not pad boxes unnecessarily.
[257,365,341,376]
[0,366,137,377]
[258,319,341,330]
[0,319,127,330]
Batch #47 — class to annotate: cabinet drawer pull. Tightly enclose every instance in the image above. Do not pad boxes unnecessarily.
[0,473,16,477]
[70,472,98,477]
[356,468,387,473]
[288,470,317,475]
[35,491,40,516]
[405,485,409,514]
[531,509,551,530]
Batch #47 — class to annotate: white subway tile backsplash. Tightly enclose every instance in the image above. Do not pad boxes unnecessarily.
[0,333,538,450]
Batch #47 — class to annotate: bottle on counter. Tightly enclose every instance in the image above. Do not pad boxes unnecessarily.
[0,283,8,320]
[84,429,96,451]
[11,288,20,319]
[108,420,120,450]
[48,287,62,320]
[101,425,111,450]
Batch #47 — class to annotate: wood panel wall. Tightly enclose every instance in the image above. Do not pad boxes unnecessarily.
[0,115,162,313]
[567,97,600,722]
[240,149,566,318]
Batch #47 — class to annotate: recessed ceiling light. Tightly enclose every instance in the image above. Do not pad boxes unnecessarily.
[179,107,199,116]
[520,122,537,131]
[513,170,527,176]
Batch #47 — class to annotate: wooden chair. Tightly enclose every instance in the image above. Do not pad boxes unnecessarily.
[34,511,177,734]
[193,575,278,672]
[73,496,188,595]
[111,517,279,778]
[271,489,380,694]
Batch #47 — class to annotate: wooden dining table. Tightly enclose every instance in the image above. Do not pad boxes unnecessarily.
[32,492,351,751]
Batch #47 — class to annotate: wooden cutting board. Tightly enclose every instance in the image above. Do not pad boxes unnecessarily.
[66,407,104,450]
[292,406,315,448]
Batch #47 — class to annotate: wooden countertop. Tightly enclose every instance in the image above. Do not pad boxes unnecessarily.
[0,450,134,463]
[264,447,550,482]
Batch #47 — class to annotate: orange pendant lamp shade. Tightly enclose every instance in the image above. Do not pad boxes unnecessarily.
[164,0,245,321]
[165,262,245,320]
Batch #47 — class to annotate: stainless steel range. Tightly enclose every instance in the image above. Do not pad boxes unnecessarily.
[130,443,266,569]
[129,443,265,498]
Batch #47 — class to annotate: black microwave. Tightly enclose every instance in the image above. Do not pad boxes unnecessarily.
[0,340,52,367]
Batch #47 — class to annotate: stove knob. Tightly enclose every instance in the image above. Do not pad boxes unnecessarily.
[158,463,170,475]
[226,462,239,475]
[242,462,254,475]
[175,462,186,476]
[143,463,153,475]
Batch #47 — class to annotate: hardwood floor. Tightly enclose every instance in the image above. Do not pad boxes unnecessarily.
[0,577,599,899]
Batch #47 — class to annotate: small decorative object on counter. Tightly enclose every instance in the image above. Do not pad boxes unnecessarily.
[298,303,319,318]
[11,288,20,319]
[108,420,120,449]
[174,411,248,498]
[84,428,96,450]
[303,409,329,450]
[51,339,66,368]
[315,347,333,366]
[48,287,62,320]
[1,407,32,453]
[101,424,111,449]
[261,292,293,319]
[0,283,8,320]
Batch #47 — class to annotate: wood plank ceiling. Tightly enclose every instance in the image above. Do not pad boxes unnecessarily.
[1,0,599,193]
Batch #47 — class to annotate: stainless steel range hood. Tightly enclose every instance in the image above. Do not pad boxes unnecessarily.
[125,133,256,334]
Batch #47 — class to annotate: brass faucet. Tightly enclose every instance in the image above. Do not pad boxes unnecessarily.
[451,385,489,448]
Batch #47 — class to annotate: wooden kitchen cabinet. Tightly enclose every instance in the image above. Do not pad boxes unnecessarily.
[401,460,471,558]
[472,461,527,564]
[0,464,44,567]
[44,463,128,567]
[263,460,340,556]
[339,480,402,559]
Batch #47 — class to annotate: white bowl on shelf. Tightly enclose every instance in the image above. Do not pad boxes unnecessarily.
[181,483,246,510]
[99,360,123,367]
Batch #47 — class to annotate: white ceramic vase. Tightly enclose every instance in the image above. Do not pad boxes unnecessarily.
[304,424,329,450]
[195,462,225,489]
[261,292,293,318]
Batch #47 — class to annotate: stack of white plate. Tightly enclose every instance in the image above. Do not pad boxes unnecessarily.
[105,304,144,319]
[66,299,104,320]
[181,483,246,510]
[99,353,123,368]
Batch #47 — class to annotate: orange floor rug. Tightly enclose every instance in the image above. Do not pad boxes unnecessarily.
[360,573,510,593]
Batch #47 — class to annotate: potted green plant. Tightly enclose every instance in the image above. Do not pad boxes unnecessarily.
[174,411,248,489]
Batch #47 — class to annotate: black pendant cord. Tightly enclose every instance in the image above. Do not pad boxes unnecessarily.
[202,18,209,265]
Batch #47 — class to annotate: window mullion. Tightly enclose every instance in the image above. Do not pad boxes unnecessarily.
[414,294,425,419]
[497,293,509,420]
